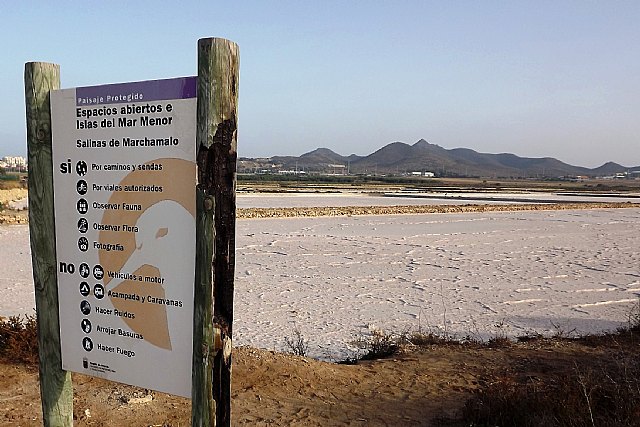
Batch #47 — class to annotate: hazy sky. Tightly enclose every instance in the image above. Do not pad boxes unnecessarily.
[2,1,639,168]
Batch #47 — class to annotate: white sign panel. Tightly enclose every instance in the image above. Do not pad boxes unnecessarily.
[51,77,197,397]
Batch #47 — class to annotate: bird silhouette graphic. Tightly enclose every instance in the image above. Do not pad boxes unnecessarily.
[97,158,196,350]
[107,200,195,349]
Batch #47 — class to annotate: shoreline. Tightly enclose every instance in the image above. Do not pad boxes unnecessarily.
[236,201,640,218]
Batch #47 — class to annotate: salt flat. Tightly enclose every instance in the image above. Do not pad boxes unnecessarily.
[2,203,639,360]
[236,193,486,208]
[234,208,640,359]
[237,191,640,208]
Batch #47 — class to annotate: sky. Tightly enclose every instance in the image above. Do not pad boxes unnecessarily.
[1,1,639,168]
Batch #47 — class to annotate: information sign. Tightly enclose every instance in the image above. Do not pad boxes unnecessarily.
[51,77,197,397]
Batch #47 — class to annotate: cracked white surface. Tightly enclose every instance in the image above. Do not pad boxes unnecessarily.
[233,208,640,359]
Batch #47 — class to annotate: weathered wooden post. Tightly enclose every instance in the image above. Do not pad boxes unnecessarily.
[24,62,74,427]
[192,38,239,426]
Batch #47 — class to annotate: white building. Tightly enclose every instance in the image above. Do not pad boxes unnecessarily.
[1,156,27,169]
[410,171,435,177]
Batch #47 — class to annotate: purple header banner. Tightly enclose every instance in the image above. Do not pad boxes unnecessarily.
[75,76,196,106]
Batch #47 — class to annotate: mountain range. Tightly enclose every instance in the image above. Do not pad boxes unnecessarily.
[239,139,640,179]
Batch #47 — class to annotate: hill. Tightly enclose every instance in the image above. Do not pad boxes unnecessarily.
[239,139,640,179]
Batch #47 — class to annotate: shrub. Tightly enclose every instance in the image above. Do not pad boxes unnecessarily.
[284,328,308,357]
[487,319,513,348]
[627,298,640,332]
[0,315,39,364]
[350,329,415,361]
[462,353,640,427]
[408,331,461,347]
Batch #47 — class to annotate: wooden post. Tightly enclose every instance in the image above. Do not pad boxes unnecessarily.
[24,62,73,427]
[192,38,239,427]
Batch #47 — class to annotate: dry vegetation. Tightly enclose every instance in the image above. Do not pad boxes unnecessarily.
[0,315,38,365]
[236,202,640,219]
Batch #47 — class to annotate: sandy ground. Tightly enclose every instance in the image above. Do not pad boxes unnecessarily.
[0,189,28,225]
[4,337,632,426]
[1,345,482,426]
[0,189,27,207]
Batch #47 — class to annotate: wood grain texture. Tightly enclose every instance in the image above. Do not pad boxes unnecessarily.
[24,62,73,427]
[192,38,239,427]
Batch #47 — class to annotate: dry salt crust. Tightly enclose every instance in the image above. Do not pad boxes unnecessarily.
[234,208,640,359]
[236,193,485,208]
[236,192,640,208]
[2,194,640,360]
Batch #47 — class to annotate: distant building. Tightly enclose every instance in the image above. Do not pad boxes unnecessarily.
[278,170,306,175]
[0,156,27,171]
[327,164,347,175]
[410,171,435,177]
